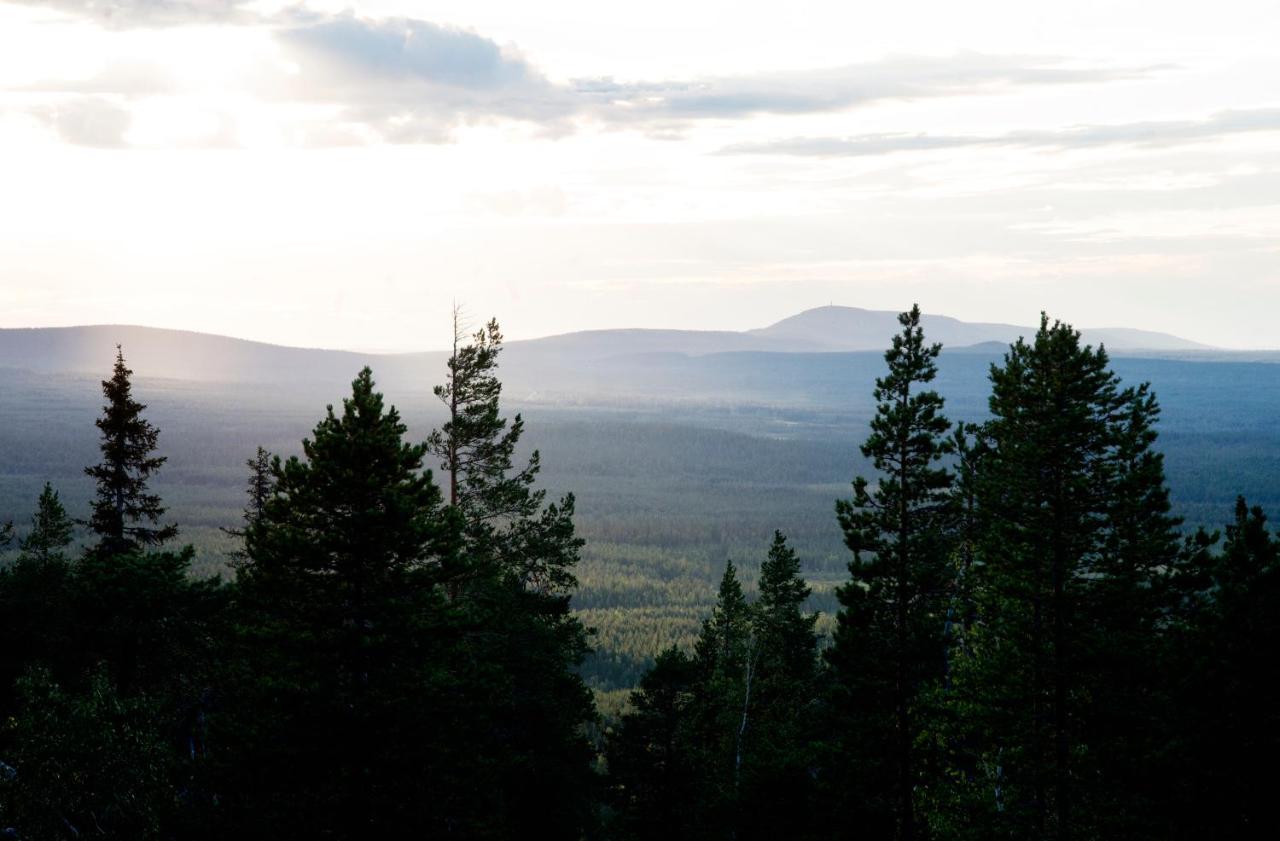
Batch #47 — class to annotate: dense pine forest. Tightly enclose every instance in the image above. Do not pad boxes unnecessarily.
[1,308,1277,839]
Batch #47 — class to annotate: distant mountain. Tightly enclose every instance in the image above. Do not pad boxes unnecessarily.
[0,308,1211,385]
[0,325,445,384]
[749,306,1210,352]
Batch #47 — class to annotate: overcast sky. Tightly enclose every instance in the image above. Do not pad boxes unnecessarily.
[1,0,1277,350]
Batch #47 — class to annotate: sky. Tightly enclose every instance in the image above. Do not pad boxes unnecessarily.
[0,1,1278,351]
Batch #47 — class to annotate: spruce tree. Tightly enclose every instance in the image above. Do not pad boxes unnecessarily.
[84,347,176,553]
[686,560,754,834]
[826,304,954,841]
[741,531,820,840]
[222,446,273,562]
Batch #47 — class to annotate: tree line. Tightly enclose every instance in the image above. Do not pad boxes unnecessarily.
[1,306,1277,839]
[606,307,1279,841]
[1,318,596,838]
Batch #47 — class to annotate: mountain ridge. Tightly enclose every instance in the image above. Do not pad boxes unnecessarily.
[0,307,1215,384]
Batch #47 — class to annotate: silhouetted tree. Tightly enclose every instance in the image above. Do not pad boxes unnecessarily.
[826,304,954,841]
[84,347,176,553]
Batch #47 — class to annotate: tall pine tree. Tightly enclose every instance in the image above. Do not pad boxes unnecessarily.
[825,304,954,841]
[424,316,598,836]
[932,316,1179,841]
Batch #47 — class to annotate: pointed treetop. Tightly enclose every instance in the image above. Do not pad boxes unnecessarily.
[84,345,176,553]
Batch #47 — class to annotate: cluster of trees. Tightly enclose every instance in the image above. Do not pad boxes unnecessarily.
[0,320,597,839]
[1,305,1276,839]
[606,307,1279,841]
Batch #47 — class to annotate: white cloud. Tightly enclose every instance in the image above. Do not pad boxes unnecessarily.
[9,0,256,28]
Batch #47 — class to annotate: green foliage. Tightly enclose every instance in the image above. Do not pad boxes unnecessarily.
[20,483,74,565]
[606,647,701,840]
[923,316,1190,841]
[0,668,174,841]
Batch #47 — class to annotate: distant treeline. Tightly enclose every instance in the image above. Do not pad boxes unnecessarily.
[0,308,1276,840]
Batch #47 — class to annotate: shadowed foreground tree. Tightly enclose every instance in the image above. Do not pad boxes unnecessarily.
[220,368,453,838]
[609,534,822,841]
[1163,498,1280,840]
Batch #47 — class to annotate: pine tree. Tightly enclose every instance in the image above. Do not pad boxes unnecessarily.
[938,316,1129,841]
[229,367,450,837]
[423,315,599,836]
[1077,382,1184,837]
[19,482,75,565]
[826,304,954,841]
[84,347,176,553]
[427,314,538,528]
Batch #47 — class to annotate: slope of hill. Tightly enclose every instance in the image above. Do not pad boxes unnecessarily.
[0,308,1211,387]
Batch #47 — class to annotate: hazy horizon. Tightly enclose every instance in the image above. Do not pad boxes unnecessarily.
[2,0,1278,350]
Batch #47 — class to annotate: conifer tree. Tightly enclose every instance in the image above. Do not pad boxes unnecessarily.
[0,486,77,716]
[826,304,954,841]
[228,368,451,837]
[20,482,75,565]
[940,317,1127,841]
[686,560,754,833]
[1077,382,1184,837]
[741,531,820,840]
[222,446,273,561]
[754,531,817,682]
[427,314,538,529]
[1164,498,1280,839]
[423,315,599,836]
[84,347,176,553]
[607,646,701,841]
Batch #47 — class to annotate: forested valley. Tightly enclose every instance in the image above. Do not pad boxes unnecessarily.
[1,308,1277,840]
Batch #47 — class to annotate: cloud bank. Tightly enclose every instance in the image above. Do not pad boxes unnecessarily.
[2,3,1173,147]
